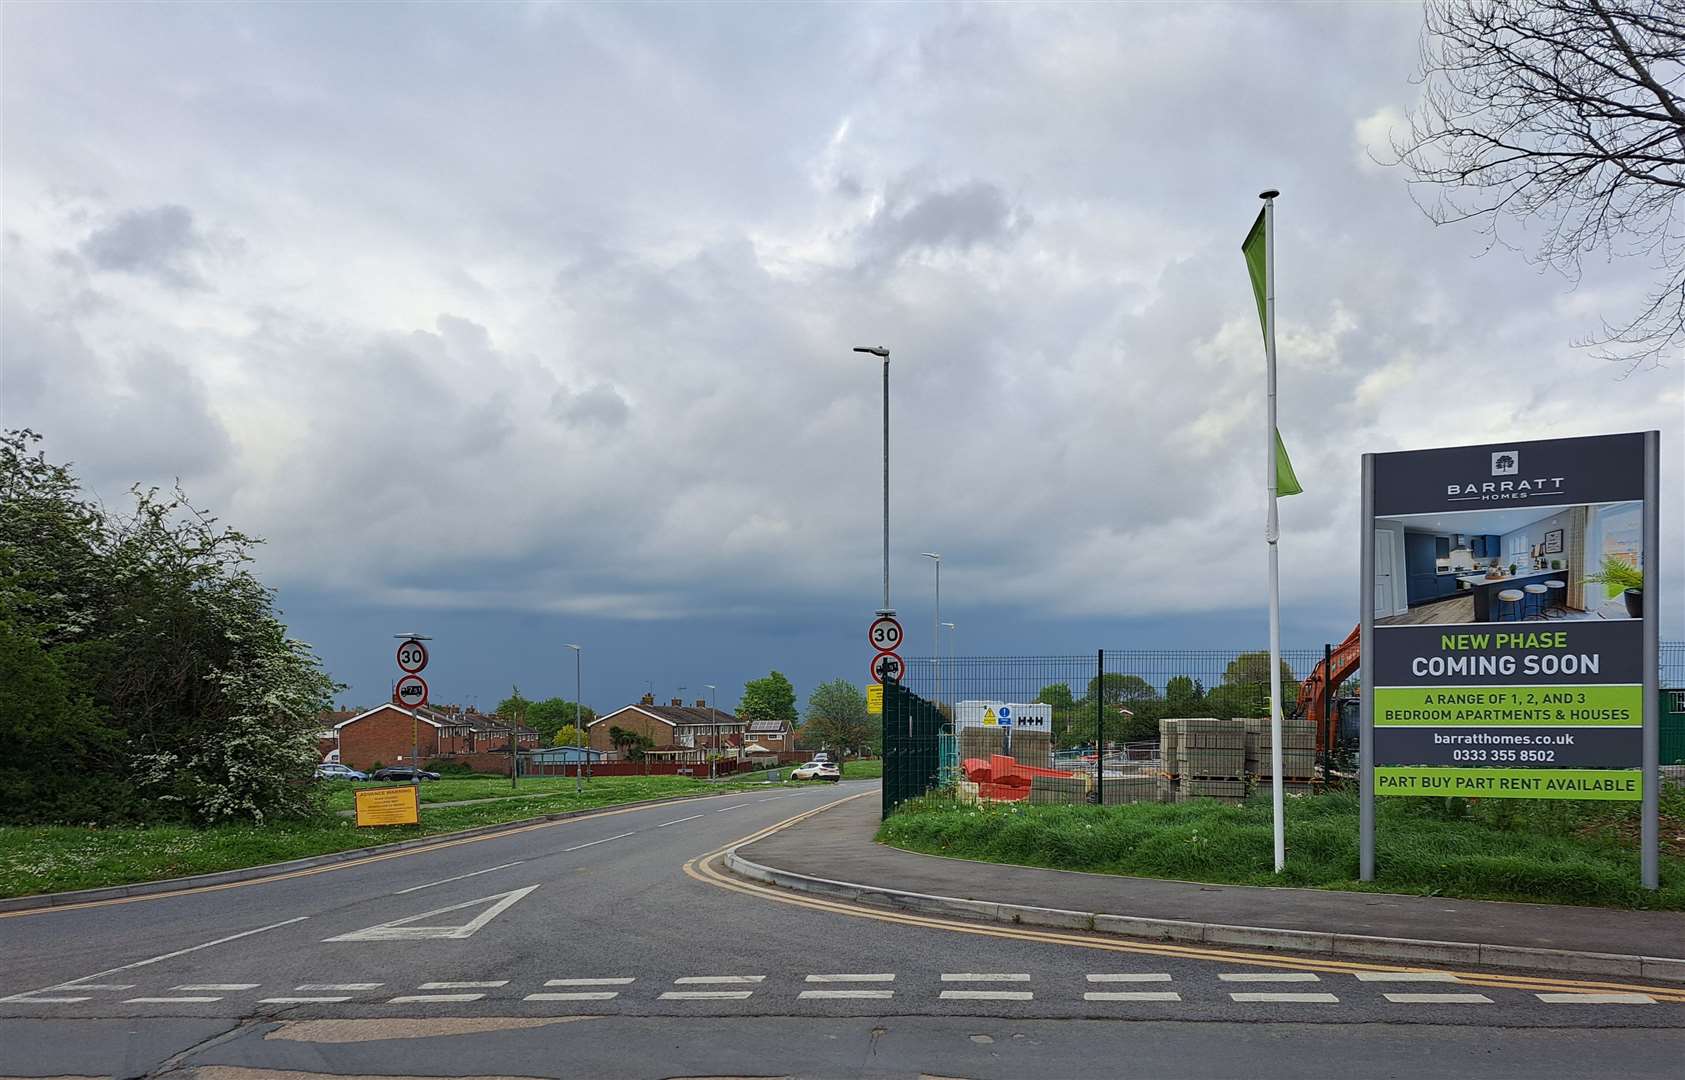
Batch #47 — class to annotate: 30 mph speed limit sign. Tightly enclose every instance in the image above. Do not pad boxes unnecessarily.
[396,639,429,674]
[871,652,905,685]
[395,674,429,708]
[868,616,904,652]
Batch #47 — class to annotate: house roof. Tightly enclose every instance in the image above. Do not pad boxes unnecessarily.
[587,703,741,729]
[330,703,538,735]
[746,718,790,733]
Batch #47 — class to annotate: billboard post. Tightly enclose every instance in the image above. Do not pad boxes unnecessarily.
[1359,453,1375,882]
[1642,431,1659,890]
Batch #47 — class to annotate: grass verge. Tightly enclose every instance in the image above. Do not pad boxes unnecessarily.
[876,786,1685,910]
[0,775,765,899]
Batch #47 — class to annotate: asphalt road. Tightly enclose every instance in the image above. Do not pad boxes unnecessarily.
[2,780,1681,1080]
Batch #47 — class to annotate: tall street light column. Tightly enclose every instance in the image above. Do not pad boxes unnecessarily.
[921,553,941,704]
[854,346,892,617]
[566,644,583,795]
[705,683,718,781]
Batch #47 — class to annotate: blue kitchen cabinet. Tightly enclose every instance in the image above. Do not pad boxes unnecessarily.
[1434,536,1450,559]
[1405,533,1438,574]
[1406,573,1437,605]
[1488,534,1500,557]
[1472,536,1487,558]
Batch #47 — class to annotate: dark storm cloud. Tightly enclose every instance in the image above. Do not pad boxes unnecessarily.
[863,180,1025,261]
[78,204,206,287]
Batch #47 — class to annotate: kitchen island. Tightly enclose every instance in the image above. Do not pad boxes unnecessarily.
[1456,568,1566,622]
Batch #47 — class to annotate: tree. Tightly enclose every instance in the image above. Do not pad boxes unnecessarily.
[1394,1,1685,370]
[496,687,531,720]
[552,723,582,748]
[738,670,798,728]
[1035,683,1074,709]
[803,679,872,754]
[1164,675,1206,713]
[528,697,594,730]
[1085,673,1159,706]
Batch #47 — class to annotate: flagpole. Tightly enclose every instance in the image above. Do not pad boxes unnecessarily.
[1261,188,1285,875]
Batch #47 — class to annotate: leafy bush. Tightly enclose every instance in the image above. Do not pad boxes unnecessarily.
[0,430,338,825]
[424,759,475,775]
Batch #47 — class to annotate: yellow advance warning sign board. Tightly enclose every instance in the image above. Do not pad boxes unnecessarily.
[867,684,883,715]
[355,785,420,826]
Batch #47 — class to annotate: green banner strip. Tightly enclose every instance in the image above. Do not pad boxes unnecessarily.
[1374,684,1641,727]
[1376,766,1642,801]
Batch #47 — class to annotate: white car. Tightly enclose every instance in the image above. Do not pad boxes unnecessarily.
[790,760,841,782]
[314,762,368,781]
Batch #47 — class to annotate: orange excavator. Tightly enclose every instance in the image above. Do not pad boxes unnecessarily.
[1295,623,1360,755]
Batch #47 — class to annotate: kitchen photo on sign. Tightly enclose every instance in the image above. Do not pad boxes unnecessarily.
[1373,501,1643,627]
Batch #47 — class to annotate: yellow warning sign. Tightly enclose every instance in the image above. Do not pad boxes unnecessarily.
[982,707,997,725]
[355,785,420,827]
[867,684,883,716]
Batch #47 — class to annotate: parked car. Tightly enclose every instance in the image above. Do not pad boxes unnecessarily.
[790,760,841,782]
[369,766,439,781]
[314,763,368,781]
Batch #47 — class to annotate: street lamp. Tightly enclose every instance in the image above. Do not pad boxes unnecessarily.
[921,553,940,704]
[566,644,583,795]
[854,345,892,617]
[705,683,718,781]
[941,622,956,705]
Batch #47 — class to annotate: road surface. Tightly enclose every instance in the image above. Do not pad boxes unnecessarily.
[3,781,1680,1079]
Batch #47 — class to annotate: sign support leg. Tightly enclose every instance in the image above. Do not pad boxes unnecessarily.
[1642,431,1660,890]
[1359,454,1376,883]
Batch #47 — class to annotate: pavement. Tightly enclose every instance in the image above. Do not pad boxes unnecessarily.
[739,792,1685,962]
[2,780,1681,1080]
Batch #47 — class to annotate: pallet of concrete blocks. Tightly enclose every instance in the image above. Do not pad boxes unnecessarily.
[1181,777,1248,803]
[958,726,1006,765]
[1010,730,1054,771]
[1158,719,1183,773]
[1028,774,1088,805]
[1100,775,1161,804]
[1242,717,1316,779]
[1174,718,1245,779]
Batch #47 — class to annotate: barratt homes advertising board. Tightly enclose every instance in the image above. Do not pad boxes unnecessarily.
[1362,432,1658,803]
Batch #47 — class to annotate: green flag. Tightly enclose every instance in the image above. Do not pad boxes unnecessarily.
[1242,208,1303,497]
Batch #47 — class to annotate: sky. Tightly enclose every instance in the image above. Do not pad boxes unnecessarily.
[4,3,1682,716]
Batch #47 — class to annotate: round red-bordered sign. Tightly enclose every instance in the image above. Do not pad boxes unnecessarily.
[396,638,429,674]
[395,674,429,708]
[870,652,904,685]
[868,616,904,653]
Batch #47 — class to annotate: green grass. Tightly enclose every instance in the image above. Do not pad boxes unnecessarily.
[877,786,1685,910]
[0,775,758,899]
[842,758,882,779]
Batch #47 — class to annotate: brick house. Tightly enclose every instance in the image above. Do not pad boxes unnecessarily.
[744,717,794,747]
[587,696,747,756]
[327,704,541,771]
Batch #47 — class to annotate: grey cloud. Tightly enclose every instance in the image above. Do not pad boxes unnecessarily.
[552,383,631,430]
[863,180,1025,261]
[79,204,206,287]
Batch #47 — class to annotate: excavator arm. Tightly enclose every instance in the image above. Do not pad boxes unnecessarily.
[1297,624,1360,753]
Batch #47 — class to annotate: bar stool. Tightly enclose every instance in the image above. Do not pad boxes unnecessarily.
[1524,582,1549,620]
[1544,579,1567,618]
[1497,589,1525,621]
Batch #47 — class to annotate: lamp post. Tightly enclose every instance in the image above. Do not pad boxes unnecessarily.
[941,622,956,705]
[921,553,940,703]
[566,644,583,795]
[705,683,718,781]
[854,346,892,617]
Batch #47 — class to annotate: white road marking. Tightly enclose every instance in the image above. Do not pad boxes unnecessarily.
[260,996,352,1004]
[7,997,90,1003]
[394,861,525,895]
[325,885,537,942]
[1354,972,1458,983]
[800,989,894,999]
[563,832,634,852]
[172,983,259,991]
[714,805,748,813]
[757,796,794,803]
[657,815,704,828]
[939,990,1033,1001]
[1384,993,1493,1004]
[1086,974,1172,983]
[125,996,223,1004]
[1218,972,1321,982]
[388,993,485,1003]
[1229,992,1341,1003]
[941,973,1031,982]
[806,974,896,983]
[1084,991,1182,1002]
[53,984,133,991]
[0,917,309,1003]
[297,983,383,991]
[418,980,508,989]
[674,976,766,984]
[659,990,755,1000]
[545,978,636,986]
[1536,992,1655,1004]
[525,992,620,1001]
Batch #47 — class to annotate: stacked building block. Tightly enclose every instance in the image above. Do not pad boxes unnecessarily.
[958,726,1006,766]
[1243,717,1317,779]
[1029,774,1088,804]
[1010,729,1054,770]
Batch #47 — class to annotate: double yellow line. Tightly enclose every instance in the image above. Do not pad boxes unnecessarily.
[685,792,1685,1003]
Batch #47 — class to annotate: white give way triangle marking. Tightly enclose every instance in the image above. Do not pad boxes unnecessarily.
[325,885,539,942]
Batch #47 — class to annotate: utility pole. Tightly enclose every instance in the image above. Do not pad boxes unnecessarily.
[706,683,718,782]
[854,346,892,618]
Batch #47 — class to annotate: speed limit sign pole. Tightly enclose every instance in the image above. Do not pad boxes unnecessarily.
[394,632,432,788]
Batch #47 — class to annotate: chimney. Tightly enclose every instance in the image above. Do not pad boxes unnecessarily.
[670,697,683,707]
[640,693,655,706]
[694,699,707,708]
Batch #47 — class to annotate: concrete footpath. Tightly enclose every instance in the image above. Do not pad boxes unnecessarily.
[735,793,1685,978]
